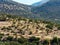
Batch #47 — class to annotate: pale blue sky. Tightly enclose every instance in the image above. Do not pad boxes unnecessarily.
[13,0,42,5]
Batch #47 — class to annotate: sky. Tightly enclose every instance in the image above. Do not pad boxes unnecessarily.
[13,0,42,5]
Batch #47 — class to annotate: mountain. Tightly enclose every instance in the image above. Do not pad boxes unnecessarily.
[32,0,60,22]
[0,0,60,23]
[32,0,49,6]
[0,0,36,18]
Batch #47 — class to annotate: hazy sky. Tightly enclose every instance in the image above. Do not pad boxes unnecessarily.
[13,0,42,5]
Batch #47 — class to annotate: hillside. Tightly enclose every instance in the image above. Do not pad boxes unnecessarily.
[32,0,49,6]
[32,0,60,22]
[0,0,60,45]
[0,14,60,45]
[0,0,60,23]
[0,0,36,18]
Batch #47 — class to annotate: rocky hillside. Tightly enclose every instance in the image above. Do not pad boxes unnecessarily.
[0,0,36,18]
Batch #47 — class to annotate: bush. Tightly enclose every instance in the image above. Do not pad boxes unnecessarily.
[29,31,32,35]
[46,24,53,29]
[57,26,60,30]
[51,37,59,45]
[43,39,50,45]
[7,36,13,41]
[28,36,40,42]
[17,37,27,44]
[0,34,4,40]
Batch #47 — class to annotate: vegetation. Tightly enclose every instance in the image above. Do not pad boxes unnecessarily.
[0,0,60,45]
[57,26,60,30]
[0,14,60,45]
[46,24,53,29]
[0,37,60,45]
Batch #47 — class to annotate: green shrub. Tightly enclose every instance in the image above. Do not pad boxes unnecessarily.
[46,24,53,29]
[17,37,27,44]
[28,36,40,42]
[57,26,60,30]
[7,36,13,41]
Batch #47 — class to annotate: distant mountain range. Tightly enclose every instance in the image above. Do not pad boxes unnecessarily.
[0,0,60,23]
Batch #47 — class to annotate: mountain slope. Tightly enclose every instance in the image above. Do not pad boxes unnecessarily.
[32,0,49,6]
[0,0,36,18]
[32,0,60,22]
[0,0,60,23]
